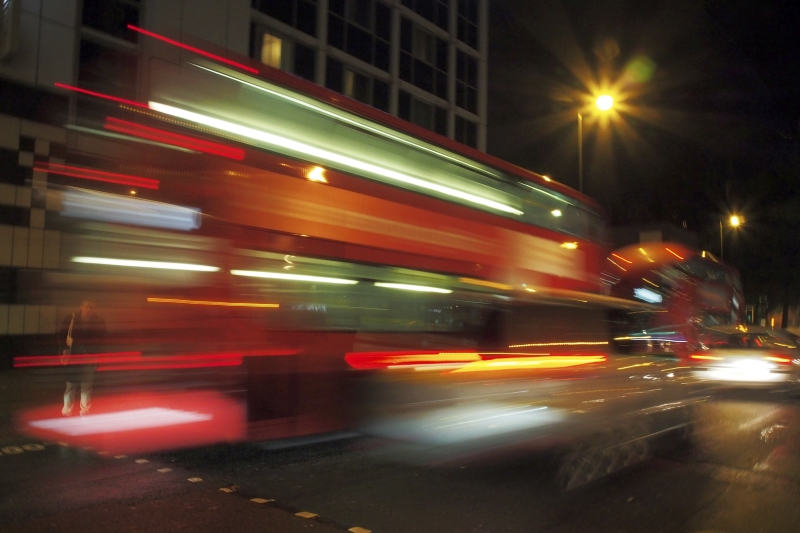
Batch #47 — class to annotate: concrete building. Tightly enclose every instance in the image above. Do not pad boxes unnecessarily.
[0,0,489,358]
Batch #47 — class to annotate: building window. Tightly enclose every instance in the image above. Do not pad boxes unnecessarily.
[457,0,478,50]
[400,0,449,31]
[260,33,282,68]
[82,0,140,43]
[455,115,477,148]
[326,58,389,112]
[251,26,316,82]
[399,18,447,98]
[398,90,446,136]
[327,0,391,72]
[456,50,478,113]
[252,0,317,37]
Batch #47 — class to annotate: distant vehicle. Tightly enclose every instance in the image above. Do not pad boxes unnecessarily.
[604,243,744,356]
[690,325,800,384]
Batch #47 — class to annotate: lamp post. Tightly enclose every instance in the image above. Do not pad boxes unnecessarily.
[719,215,742,261]
[578,94,614,194]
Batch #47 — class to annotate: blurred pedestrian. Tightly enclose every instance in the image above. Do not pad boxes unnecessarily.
[59,298,107,416]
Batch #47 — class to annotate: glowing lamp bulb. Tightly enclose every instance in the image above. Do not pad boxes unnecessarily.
[307,166,327,183]
[730,215,740,227]
[596,95,614,111]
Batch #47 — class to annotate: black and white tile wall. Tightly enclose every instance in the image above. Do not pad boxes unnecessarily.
[0,114,67,339]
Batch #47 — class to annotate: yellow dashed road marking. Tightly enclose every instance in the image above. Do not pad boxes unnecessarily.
[135,459,149,464]
[188,477,203,483]
[296,512,318,519]
[251,498,274,504]
[157,468,172,473]
[349,528,372,533]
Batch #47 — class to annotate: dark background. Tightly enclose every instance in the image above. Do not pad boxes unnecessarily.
[487,0,800,317]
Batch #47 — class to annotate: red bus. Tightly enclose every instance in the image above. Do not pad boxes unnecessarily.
[604,242,744,355]
[17,29,612,451]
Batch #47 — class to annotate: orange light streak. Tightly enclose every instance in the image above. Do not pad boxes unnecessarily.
[690,354,724,361]
[147,297,279,308]
[611,253,632,264]
[452,355,607,373]
[665,247,684,260]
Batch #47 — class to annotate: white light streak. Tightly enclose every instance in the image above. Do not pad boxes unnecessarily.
[231,269,358,284]
[149,102,523,216]
[28,408,212,436]
[374,282,452,293]
[72,257,219,272]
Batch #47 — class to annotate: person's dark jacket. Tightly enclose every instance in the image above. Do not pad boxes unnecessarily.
[59,312,107,355]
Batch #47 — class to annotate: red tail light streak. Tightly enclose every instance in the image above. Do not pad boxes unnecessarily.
[126,25,259,74]
[54,83,148,108]
[36,162,160,189]
[105,118,246,160]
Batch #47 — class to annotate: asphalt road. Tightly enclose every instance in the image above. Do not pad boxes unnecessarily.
[3,389,800,533]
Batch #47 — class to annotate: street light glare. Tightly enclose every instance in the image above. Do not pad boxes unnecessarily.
[596,95,614,111]
[730,215,741,226]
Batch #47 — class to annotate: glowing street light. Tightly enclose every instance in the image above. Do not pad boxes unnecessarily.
[596,95,614,111]
[720,214,744,261]
[578,94,615,194]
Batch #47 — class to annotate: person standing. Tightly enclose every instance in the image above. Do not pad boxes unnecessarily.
[59,298,107,416]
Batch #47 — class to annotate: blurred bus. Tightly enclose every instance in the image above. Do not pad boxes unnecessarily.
[19,29,613,447]
[604,242,744,355]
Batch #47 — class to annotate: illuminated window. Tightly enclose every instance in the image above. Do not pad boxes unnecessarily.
[260,33,282,68]
[250,26,315,82]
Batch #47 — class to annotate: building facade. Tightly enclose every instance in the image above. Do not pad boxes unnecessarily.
[0,0,488,358]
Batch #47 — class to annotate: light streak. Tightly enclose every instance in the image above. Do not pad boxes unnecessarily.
[190,63,501,179]
[127,25,259,74]
[29,408,213,436]
[148,102,523,216]
[72,257,219,272]
[104,117,245,160]
[54,83,148,108]
[231,269,358,284]
[374,282,452,293]
[509,341,608,348]
[665,247,684,260]
[147,297,278,308]
[36,162,160,189]
[458,278,513,290]
[607,257,627,271]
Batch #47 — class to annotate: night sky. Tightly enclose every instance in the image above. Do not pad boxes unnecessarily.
[487,0,800,311]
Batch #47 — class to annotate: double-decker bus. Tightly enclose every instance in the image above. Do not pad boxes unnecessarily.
[604,242,744,355]
[17,27,614,452]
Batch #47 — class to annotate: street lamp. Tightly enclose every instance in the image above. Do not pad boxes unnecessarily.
[720,215,743,261]
[578,94,615,194]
